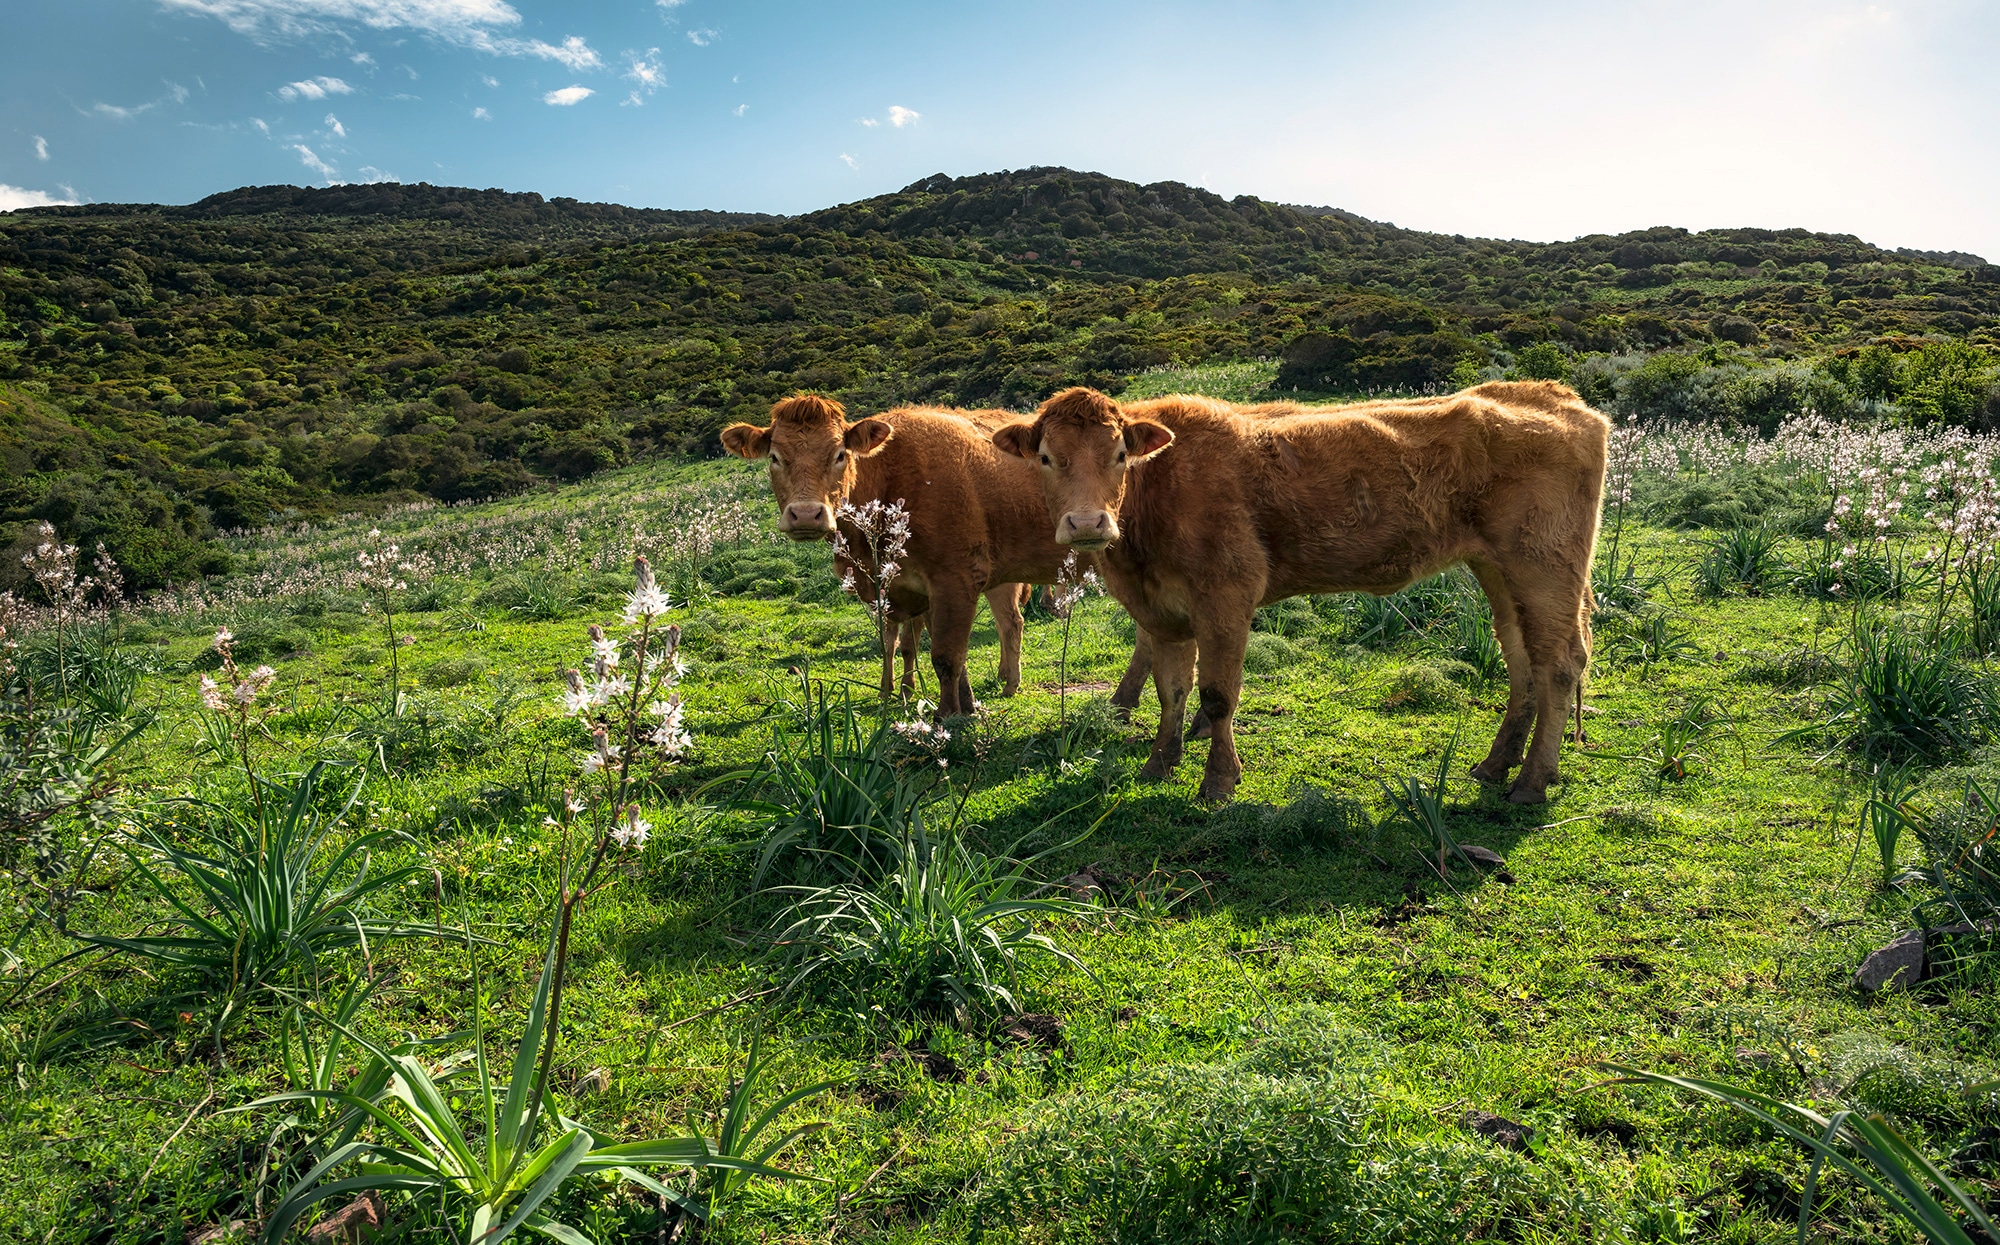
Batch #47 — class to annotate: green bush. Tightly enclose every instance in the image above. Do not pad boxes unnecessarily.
[1379,664,1466,713]
[1243,631,1301,674]
[420,655,488,688]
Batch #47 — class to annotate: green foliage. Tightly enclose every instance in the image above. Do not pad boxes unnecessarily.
[767,822,1096,1022]
[1604,1064,2000,1245]
[1696,525,1782,596]
[1805,621,1998,761]
[1509,340,1571,381]
[78,762,431,1030]
[974,1059,1369,1243]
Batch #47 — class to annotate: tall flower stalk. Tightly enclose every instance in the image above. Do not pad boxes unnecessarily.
[200,627,277,830]
[351,529,418,713]
[1052,551,1100,727]
[833,498,913,707]
[534,554,692,1140]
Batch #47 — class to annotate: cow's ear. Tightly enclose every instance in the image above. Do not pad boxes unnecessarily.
[1124,420,1174,460]
[993,422,1038,460]
[843,418,894,457]
[720,423,772,460]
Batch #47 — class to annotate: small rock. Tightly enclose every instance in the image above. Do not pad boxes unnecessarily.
[1058,871,1104,902]
[1002,1013,1066,1053]
[1457,844,1517,883]
[1855,929,1925,993]
[1463,1110,1534,1151]
[1732,1047,1772,1069]
[574,1066,610,1095]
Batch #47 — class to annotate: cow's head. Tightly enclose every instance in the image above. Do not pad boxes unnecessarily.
[720,394,893,540]
[993,387,1173,551]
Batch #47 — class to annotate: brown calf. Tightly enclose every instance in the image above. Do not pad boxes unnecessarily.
[723,396,1083,715]
[994,383,1608,804]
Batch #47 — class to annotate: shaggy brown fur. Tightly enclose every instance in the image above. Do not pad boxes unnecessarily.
[723,395,1077,715]
[994,382,1609,804]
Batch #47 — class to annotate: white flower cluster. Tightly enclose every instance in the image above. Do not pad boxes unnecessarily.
[560,555,694,780]
[623,553,672,624]
[833,497,913,621]
[198,627,276,713]
[612,802,652,850]
[352,529,412,594]
[1051,550,1102,614]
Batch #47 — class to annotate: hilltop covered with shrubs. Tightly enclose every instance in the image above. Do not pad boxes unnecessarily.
[2,167,1997,589]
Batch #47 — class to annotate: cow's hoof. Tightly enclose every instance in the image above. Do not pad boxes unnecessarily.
[1469,760,1514,784]
[1110,705,1133,724]
[1186,718,1213,741]
[1197,774,1239,804]
[1507,784,1548,806]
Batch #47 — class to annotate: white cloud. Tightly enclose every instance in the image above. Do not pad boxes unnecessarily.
[685,27,715,45]
[156,0,523,41]
[858,117,878,128]
[0,184,80,211]
[733,103,746,117]
[655,0,685,7]
[471,105,490,119]
[839,152,858,169]
[355,165,395,182]
[324,112,346,136]
[543,85,592,105]
[33,135,49,160]
[525,34,599,71]
[277,75,354,101]
[480,73,498,87]
[292,142,337,181]
[251,116,270,133]
[624,49,664,104]
[351,50,374,64]
[887,104,919,127]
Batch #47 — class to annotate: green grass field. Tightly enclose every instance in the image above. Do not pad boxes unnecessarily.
[5,395,1998,1243]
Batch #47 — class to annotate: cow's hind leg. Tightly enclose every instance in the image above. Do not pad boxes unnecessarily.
[898,616,925,698]
[1467,561,1536,784]
[1508,572,1592,805]
[929,587,980,717]
[984,584,1025,697]
[1111,626,1152,722]
[1140,635,1195,780]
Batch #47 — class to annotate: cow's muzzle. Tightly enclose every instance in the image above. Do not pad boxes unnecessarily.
[780,501,836,540]
[1058,509,1118,550]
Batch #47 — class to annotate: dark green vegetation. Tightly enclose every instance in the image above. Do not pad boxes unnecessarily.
[6,169,1999,591]
[10,413,2000,1241]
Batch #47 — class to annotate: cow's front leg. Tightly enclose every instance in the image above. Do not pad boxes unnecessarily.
[1139,635,1195,779]
[898,616,925,698]
[928,586,980,717]
[1111,626,1153,721]
[1192,615,1249,803]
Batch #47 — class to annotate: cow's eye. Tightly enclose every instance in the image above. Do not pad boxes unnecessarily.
[834,450,847,465]
[770,452,782,466]
[1117,450,1128,464]
[1039,454,1052,466]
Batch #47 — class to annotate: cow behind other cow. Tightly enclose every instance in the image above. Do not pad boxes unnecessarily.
[723,395,1080,715]
[994,382,1609,804]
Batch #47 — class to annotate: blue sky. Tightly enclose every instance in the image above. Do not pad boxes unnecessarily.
[5,0,1998,258]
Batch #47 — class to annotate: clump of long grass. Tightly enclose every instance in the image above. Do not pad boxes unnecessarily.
[1803,620,1998,762]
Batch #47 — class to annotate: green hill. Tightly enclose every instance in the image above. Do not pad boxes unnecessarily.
[3,167,1997,590]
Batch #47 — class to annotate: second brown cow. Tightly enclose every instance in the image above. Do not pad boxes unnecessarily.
[722,395,1076,715]
[994,382,1609,804]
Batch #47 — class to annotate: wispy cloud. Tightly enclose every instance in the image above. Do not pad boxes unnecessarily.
[839,152,858,169]
[156,0,524,41]
[623,48,664,105]
[685,27,716,45]
[33,135,49,160]
[480,74,498,87]
[733,103,747,117]
[858,117,878,128]
[351,50,374,65]
[251,116,270,134]
[888,104,919,127]
[471,105,490,119]
[277,75,353,101]
[526,34,598,71]
[355,165,396,183]
[0,184,80,212]
[292,142,338,181]
[543,85,592,106]
[158,2,602,73]
[324,112,346,137]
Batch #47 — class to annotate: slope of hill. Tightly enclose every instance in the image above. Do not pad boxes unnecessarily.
[2,168,1996,589]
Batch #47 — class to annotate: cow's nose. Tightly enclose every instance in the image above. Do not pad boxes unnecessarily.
[1059,510,1117,546]
[783,502,832,532]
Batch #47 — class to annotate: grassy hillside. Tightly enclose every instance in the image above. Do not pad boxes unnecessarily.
[10,383,2000,1239]
[4,169,1998,593]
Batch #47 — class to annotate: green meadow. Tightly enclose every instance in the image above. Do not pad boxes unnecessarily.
[6,367,2000,1244]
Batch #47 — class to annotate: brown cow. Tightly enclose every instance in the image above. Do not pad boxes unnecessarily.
[722,395,1084,715]
[993,382,1608,805]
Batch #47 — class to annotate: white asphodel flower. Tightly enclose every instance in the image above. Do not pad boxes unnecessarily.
[582,725,622,776]
[560,669,591,716]
[623,554,672,623]
[199,675,226,712]
[611,802,651,850]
